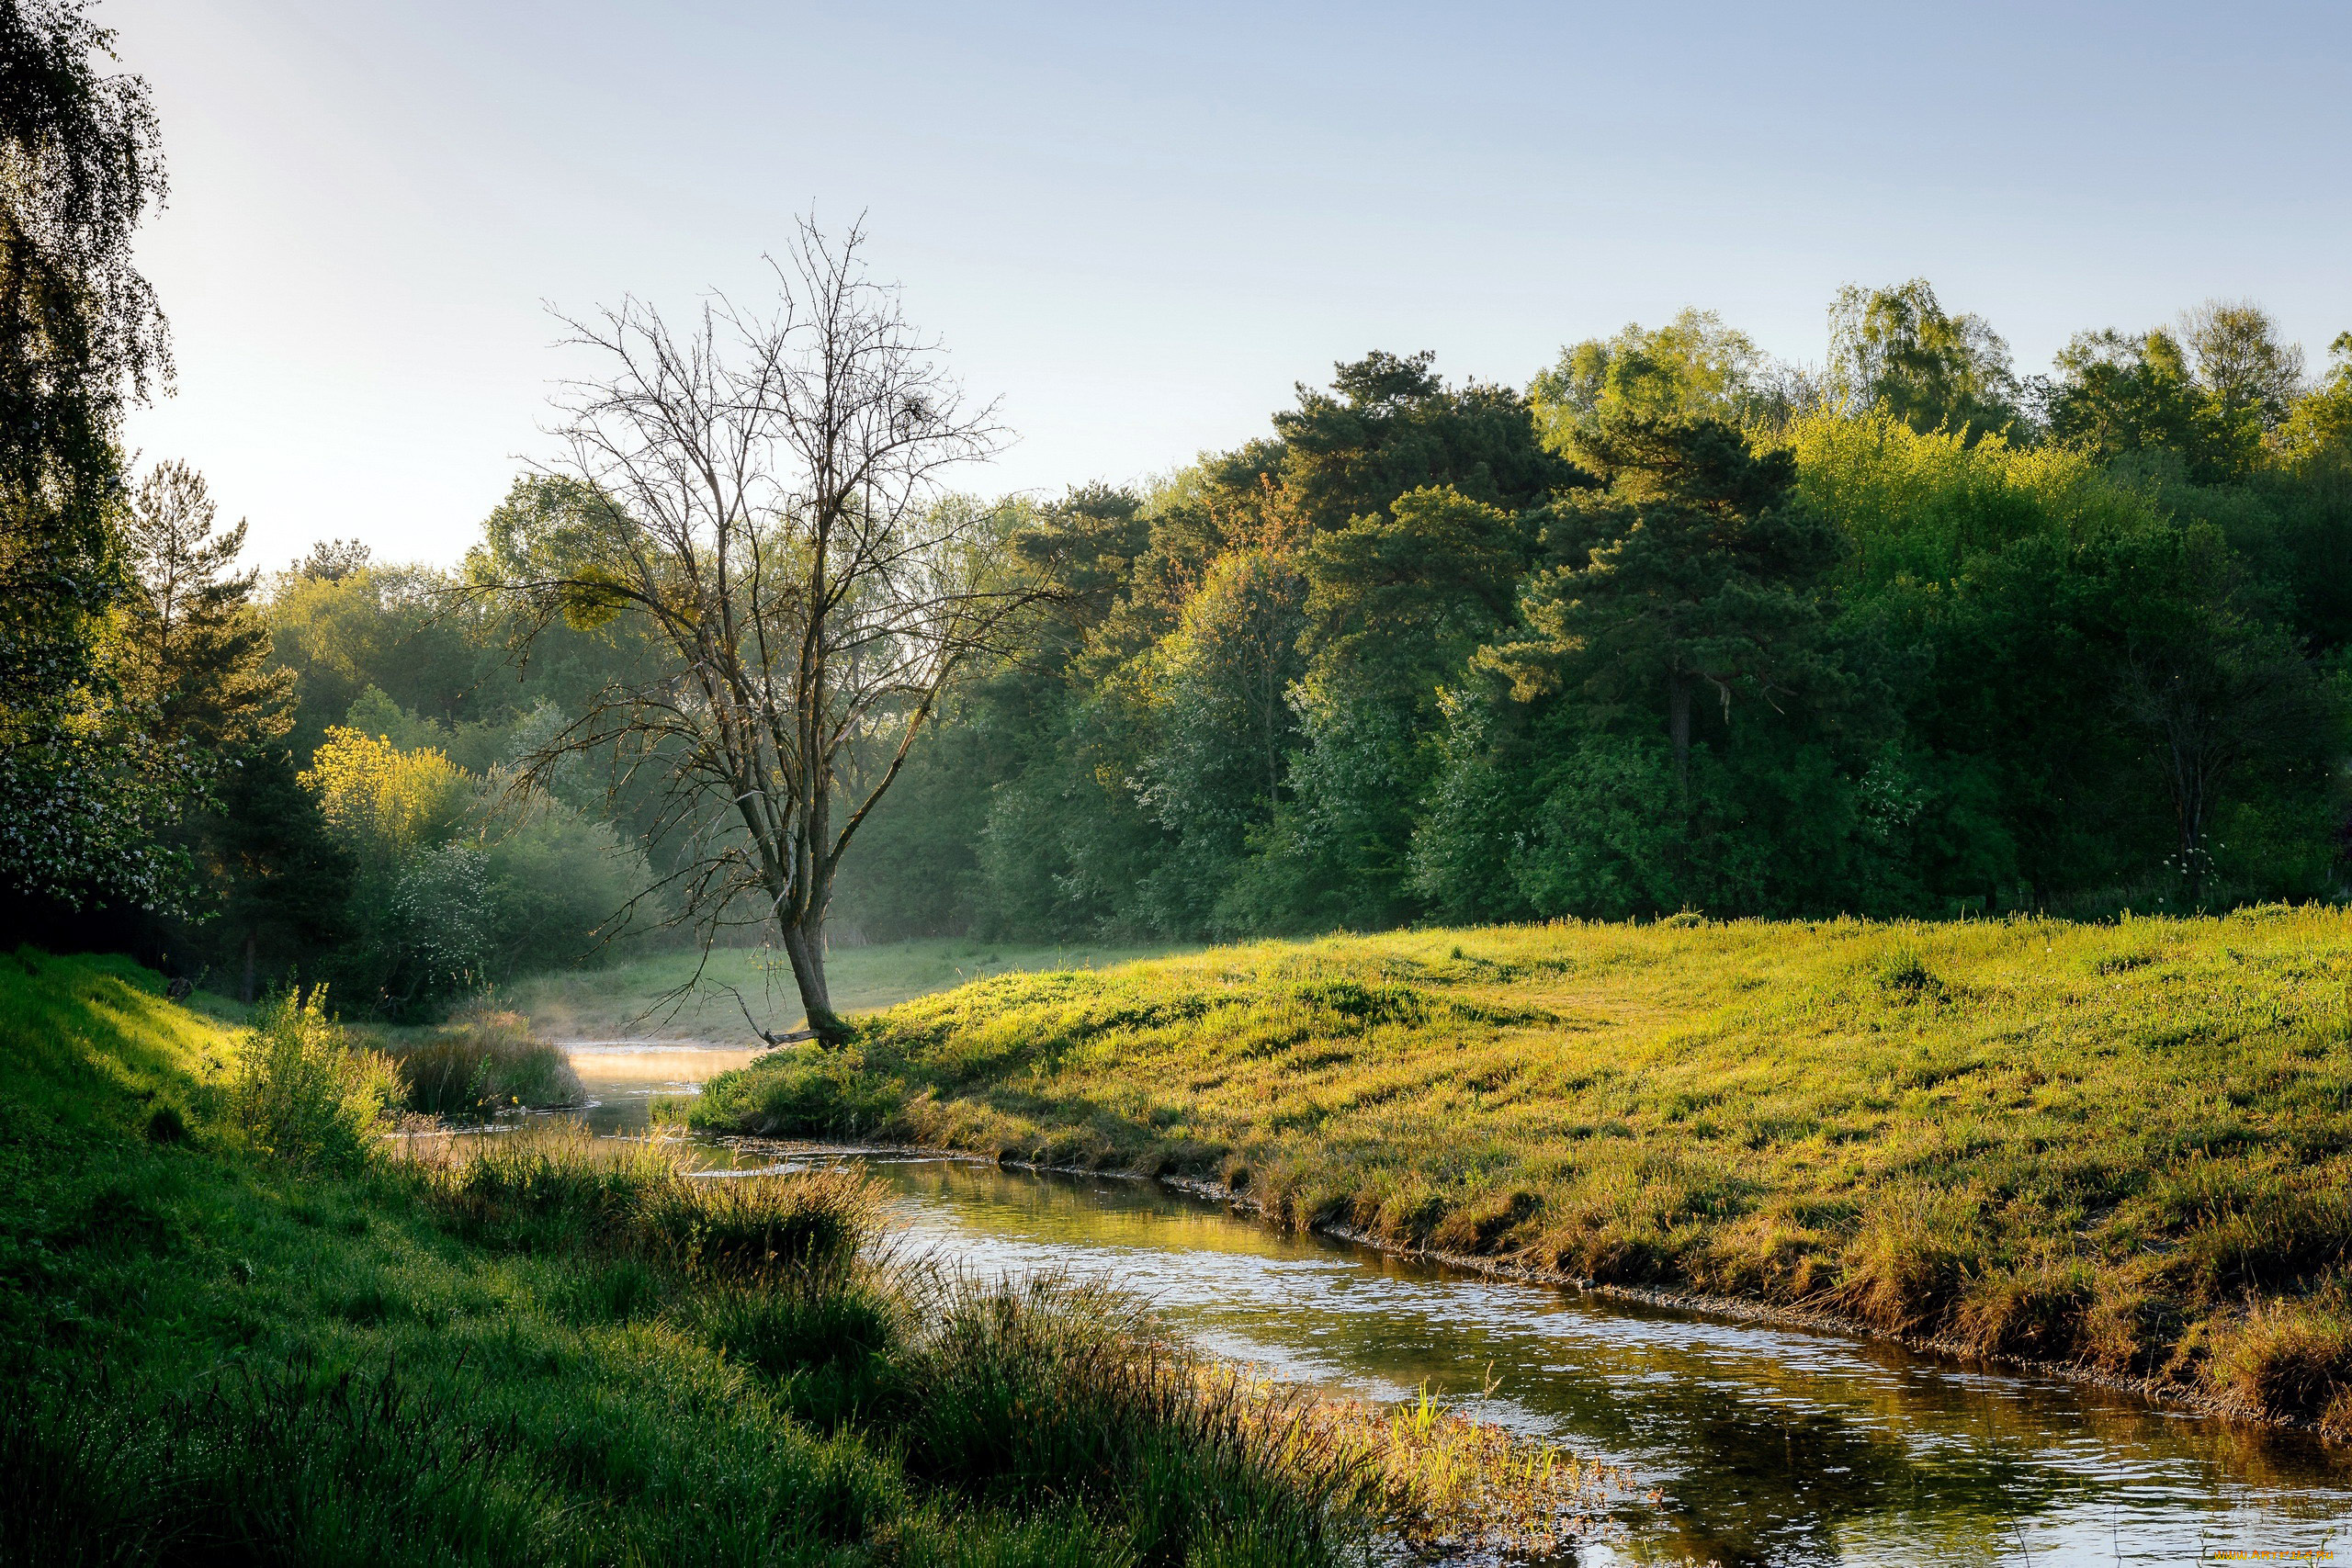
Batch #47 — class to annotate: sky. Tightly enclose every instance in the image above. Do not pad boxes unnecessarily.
[107,0,2352,570]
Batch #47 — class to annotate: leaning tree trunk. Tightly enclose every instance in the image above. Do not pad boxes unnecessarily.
[777,915,847,1046]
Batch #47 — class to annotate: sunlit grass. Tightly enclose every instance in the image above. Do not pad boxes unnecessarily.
[377,1006,586,1115]
[698,907,2352,1429]
[1,948,1614,1562]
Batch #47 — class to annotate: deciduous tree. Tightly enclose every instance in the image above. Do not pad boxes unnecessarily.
[1828,279,2022,443]
[0,0,177,915]
[470,220,1031,1043]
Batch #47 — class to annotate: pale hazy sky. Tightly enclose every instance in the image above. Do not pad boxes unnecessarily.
[108,0,2352,570]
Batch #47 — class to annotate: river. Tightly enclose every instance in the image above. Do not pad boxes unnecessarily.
[562,1040,2352,1565]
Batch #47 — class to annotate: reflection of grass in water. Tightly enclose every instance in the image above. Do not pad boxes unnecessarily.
[0,962,1628,1565]
[507,938,1196,1040]
[696,909,2352,1434]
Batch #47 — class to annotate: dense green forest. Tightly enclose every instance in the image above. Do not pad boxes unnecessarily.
[6,3,2351,1017]
[840,300,2352,942]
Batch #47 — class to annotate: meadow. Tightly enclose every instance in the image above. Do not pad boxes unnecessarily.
[695,908,2352,1434]
[503,939,1195,1042]
[0,948,1606,1565]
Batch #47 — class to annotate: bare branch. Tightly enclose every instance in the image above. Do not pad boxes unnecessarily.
[466,218,1042,1041]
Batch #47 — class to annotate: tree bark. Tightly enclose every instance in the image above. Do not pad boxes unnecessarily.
[2177,783,2206,907]
[778,918,845,1045]
[241,930,256,1004]
[1668,671,1692,795]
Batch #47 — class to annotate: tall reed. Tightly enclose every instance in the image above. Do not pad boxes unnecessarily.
[396,1123,875,1278]
[382,1007,584,1116]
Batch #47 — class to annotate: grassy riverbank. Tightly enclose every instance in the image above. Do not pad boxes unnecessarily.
[506,939,1193,1040]
[695,909,2352,1436]
[0,950,1614,1564]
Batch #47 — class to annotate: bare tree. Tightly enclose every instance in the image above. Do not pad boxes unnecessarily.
[469,220,1031,1043]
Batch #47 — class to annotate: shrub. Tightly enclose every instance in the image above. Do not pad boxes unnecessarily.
[229,988,399,1172]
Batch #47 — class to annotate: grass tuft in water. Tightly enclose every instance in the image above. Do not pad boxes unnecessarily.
[381,1006,585,1116]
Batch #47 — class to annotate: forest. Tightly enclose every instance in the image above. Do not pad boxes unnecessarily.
[839,303,2352,943]
[13,288,2352,1018]
[6,2,2351,1021]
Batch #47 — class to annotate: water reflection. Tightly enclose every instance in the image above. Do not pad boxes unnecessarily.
[560,1040,763,1134]
[567,1044,2352,1565]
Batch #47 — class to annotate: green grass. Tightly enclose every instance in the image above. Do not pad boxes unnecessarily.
[377,1006,587,1116]
[503,939,1196,1041]
[695,908,2352,1434]
[0,947,1608,1564]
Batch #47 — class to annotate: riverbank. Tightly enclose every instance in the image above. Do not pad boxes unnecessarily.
[693,908,2352,1437]
[0,949,1615,1563]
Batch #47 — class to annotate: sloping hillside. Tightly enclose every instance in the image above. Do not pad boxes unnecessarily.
[0,951,1583,1564]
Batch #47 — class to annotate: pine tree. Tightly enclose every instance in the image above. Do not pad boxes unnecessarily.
[1486,413,1845,792]
[120,457,290,750]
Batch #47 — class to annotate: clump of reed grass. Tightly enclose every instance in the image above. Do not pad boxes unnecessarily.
[1313,1381,1644,1557]
[2209,1295,2352,1433]
[878,1271,1635,1562]
[229,987,400,1173]
[396,1123,877,1280]
[386,1007,584,1117]
[891,1272,1355,1555]
[1830,1186,1983,1337]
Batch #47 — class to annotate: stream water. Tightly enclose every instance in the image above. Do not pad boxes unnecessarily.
[562,1042,2352,1565]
